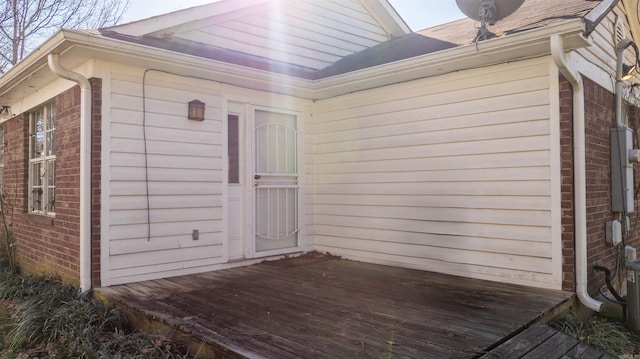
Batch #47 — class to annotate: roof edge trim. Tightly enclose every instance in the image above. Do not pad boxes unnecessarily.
[0,30,68,99]
[584,0,620,37]
[104,0,270,37]
[0,19,589,103]
[313,20,588,98]
[361,0,411,36]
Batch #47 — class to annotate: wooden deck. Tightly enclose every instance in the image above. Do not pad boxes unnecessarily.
[97,256,576,358]
[481,323,616,359]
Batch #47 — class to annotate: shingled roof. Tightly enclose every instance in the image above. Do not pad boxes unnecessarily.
[99,0,602,79]
[419,0,600,46]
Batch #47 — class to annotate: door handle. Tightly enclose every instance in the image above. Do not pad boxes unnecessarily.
[254,175,261,179]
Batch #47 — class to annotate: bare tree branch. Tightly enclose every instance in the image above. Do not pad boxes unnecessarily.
[0,0,130,74]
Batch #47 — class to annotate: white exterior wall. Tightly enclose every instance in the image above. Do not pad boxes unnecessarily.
[103,65,226,285]
[168,0,394,71]
[574,5,639,93]
[101,63,313,286]
[310,57,563,289]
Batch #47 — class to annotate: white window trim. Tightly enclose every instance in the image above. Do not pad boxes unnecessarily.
[28,103,56,216]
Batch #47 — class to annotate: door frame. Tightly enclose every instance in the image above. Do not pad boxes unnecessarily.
[225,101,247,261]
[247,105,304,259]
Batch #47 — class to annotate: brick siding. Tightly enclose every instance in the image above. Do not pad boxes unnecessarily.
[2,80,101,285]
[560,75,640,293]
[91,78,102,287]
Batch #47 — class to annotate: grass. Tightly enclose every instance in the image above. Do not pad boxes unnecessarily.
[550,311,640,356]
[0,272,192,358]
[0,304,12,351]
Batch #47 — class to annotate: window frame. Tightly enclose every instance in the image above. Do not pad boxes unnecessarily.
[228,114,240,184]
[28,102,56,216]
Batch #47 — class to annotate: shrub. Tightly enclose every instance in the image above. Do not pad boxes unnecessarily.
[1,273,191,358]
[551,311,640,355]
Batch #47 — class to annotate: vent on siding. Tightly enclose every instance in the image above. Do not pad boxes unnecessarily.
[615,17,627,43]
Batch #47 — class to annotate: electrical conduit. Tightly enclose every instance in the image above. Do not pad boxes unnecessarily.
[550,35,602,312]
[47,54,92,294]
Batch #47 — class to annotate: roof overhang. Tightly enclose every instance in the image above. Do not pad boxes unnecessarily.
[584,0,620,36]
[0,19,588,106]
[110,0,410,38]
[316,20,588,98]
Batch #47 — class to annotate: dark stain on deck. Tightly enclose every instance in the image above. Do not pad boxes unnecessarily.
[97,256,581,358]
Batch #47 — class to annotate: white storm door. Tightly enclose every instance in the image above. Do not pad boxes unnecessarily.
[253,109,299,255]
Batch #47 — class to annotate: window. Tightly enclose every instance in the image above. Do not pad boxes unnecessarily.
[228,114,240,184]
[29,103,56,215]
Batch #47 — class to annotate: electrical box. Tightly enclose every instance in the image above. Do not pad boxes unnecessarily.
[606,220,622,246]
[611,127,635,213]
[627,245,638,262]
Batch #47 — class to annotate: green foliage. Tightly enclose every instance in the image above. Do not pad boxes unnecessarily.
[551,311,640,355]
[0,190,17,274]
[0,274,68,300]
[0,273,191,358]
[0,306,12,351]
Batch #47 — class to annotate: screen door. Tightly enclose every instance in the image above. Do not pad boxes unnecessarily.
[253,109,299,253]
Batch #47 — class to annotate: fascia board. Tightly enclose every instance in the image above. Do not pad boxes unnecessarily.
[0,20,588,103]
[361,0,412,36]
[0,30,70,98]
[69,20,586,100]
[106,0,270,37]
[584,0,620,36]
[312,20,588,99]
[60,29,316,96]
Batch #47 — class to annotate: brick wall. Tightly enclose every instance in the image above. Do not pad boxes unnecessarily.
[560,77,575,291]
[560,75,640,293]
[2,80,101,285]
[90,78,102,287]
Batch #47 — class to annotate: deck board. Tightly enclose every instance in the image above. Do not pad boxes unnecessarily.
[480,323,613,359]
[97,257,576,358]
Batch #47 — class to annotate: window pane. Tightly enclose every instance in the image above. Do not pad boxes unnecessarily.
[31,162,42,212]
[29,103,55,216]
[46,160,55,213]
[46,104,55,156]
[0,128,4,167]
[46,127,55,157]
[31,110,44,159]
[228,115,239,184]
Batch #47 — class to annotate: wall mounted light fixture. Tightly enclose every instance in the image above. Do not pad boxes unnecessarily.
[622,63,637,81]
[188,100,205,121]
[616,39,639,82]
[0,106,11,120]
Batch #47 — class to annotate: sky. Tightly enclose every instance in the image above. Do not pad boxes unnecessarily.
[121,0,466,31]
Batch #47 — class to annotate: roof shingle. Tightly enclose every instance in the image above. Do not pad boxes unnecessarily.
[419,0,598,45]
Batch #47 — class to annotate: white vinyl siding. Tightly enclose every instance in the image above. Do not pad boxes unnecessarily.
[173,0,393,70]
[310,57,561,289]
[575,5,639,95]
[105,66,225,284]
